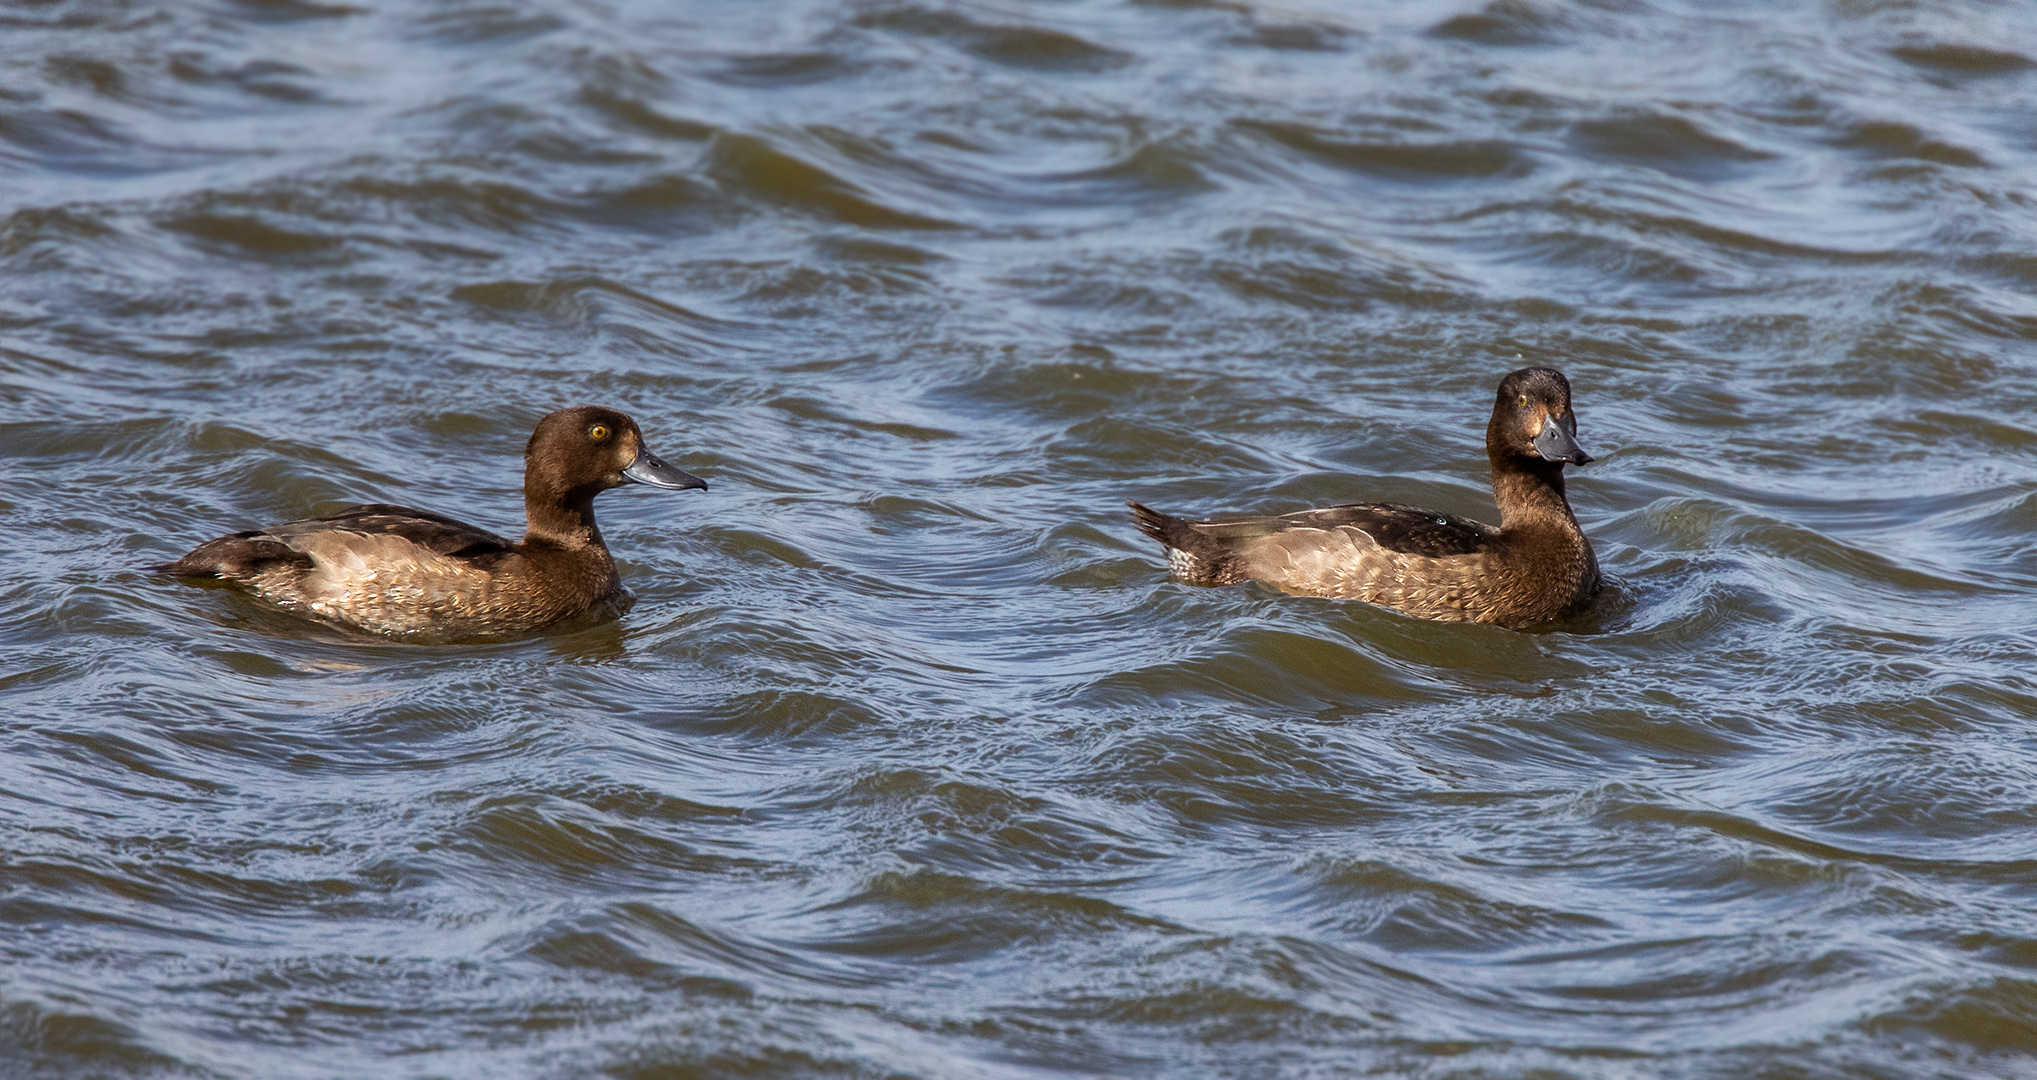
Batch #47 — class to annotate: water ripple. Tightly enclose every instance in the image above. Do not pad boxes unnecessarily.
[5,0,2037,1076]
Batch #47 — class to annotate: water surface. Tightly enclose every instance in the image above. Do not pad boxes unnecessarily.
[5,1,2037,1077]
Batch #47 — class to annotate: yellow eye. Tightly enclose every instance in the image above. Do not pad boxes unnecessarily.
[1518,395,1528,407]
[588,424,610,441]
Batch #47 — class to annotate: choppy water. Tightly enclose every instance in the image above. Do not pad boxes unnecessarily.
[6,1,2037,1076]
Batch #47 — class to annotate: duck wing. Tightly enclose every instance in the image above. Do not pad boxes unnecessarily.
[1240,504,1496,609]
[158,504,514,580]
[1269,502,1495,558]
[1131,500,1497,612]
[281,504,516,561]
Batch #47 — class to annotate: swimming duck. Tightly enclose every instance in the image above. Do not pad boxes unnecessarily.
[157,405,706,637]
[1130,366,1599,628]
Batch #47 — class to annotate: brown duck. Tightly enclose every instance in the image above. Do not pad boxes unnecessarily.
[1130,367,1600,628]
[157,405,707,637]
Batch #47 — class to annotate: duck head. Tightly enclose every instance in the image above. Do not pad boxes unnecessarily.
[1489,367,1592,467]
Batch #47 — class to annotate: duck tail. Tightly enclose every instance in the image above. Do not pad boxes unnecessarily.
[1127,501,1248,586]
[151,533,309,580]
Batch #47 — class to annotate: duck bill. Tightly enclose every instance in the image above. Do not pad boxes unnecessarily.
[1534,420,1593,465]
[622,450,708,491]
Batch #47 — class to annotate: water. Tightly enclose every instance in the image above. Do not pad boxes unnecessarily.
[6,0,2037,1076]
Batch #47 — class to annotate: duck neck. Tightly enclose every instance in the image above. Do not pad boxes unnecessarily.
[1489,456,1579,537]
[523,480,609,552]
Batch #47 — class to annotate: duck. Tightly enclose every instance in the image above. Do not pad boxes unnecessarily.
[1129,366,1599,628]
[156,405,707,637]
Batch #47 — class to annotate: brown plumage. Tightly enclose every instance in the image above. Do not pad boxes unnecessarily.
[156,406,708,637]
[1130,366,1600,629]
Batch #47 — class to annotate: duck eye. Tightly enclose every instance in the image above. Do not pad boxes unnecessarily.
[1518,395,1529,407]
[588,424,610,441]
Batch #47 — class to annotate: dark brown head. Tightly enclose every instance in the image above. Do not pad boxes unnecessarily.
[523,405,706,541]
[1487,367,1592,468]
